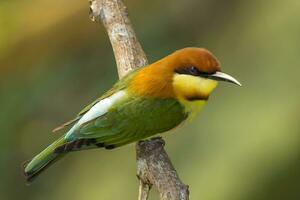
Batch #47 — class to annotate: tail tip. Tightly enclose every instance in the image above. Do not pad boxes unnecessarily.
[22,160,35,184]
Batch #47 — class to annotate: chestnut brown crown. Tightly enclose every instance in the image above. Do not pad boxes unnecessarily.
[172,47,221,74]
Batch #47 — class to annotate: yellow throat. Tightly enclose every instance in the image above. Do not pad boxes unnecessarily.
[172,74,218,118]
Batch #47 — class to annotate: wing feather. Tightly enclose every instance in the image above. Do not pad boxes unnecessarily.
[52,68,139,133]
[70,97,187,147]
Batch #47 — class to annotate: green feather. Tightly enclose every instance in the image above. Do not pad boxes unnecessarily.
[70,95,187,147]
[23,136,66,183]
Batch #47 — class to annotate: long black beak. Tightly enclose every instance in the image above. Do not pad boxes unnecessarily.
[205,72,242,86]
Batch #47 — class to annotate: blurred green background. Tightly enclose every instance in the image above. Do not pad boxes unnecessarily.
[1,0,300,199]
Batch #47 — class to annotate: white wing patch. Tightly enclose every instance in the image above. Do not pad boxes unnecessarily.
[78,90,126,126]
[65,90,126,139]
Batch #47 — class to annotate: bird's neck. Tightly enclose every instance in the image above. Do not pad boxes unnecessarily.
[128,62,175,98]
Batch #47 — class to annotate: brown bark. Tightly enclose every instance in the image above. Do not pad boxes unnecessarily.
[89,1,189,199]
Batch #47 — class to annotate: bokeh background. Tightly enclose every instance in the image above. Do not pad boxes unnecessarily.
[1,0,300,199]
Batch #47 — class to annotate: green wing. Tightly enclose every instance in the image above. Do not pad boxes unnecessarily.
[52,68,141,132]
[70,96,187,148]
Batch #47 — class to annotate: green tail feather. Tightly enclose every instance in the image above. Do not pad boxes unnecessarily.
[23,136,66,183]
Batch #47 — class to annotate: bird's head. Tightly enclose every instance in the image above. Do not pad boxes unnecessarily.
[170,47,241,101]
[130,47,241,101]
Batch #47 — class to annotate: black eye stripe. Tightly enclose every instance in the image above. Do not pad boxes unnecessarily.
[175,66,214,76]
[175,66,200,76]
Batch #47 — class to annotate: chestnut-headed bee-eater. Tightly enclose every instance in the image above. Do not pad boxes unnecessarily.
[23,47,241,182]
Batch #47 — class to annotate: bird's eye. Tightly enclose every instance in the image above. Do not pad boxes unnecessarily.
[190,66,199,75]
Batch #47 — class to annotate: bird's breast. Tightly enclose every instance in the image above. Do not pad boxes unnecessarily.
[178,99,207,120]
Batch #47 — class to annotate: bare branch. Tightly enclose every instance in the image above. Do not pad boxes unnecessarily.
[89,0,147,78]
[137,138,189,200]
[138,179,151,200]
[89,1,189,199]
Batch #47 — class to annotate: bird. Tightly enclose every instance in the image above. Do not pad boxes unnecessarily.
[23,47,241,183]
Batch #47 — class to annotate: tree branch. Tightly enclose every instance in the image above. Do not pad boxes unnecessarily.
[89,0,147,77]
[89,1,189,199]
[136,138,189,200]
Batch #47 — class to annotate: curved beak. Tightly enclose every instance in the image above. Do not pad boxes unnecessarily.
[207,71,242,86]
